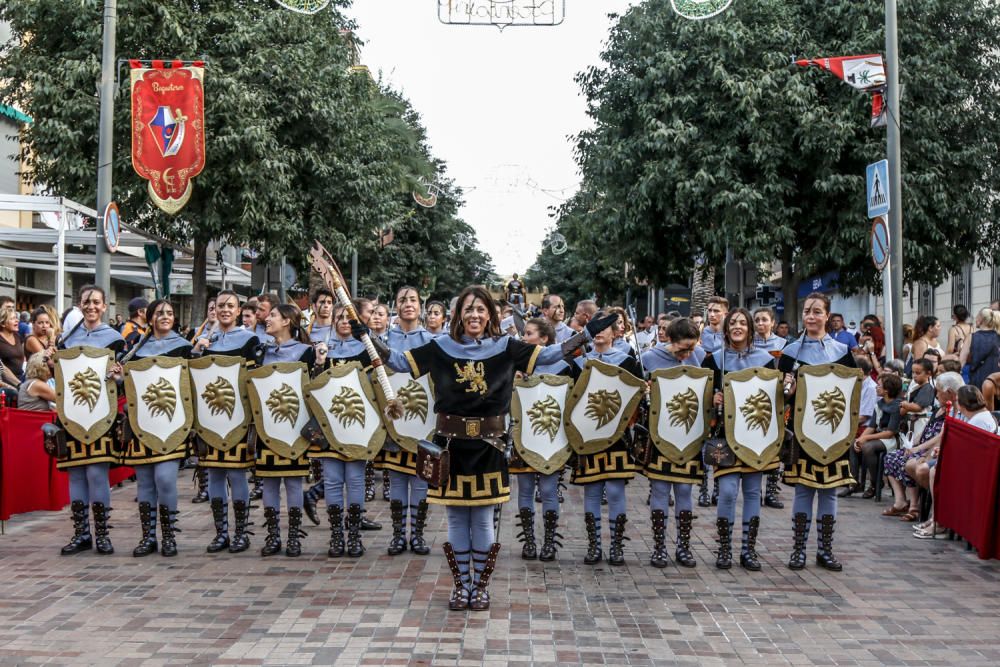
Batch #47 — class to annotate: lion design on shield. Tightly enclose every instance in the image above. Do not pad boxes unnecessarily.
[142,377,177,420]
[397,379,429,422]
[266,383,300,426]
[329,386,366,429]
[666,388,699,432]
[812,387,846,431]
[69,367,103,411]
[584,389,622,428]
[527,395,562,441]
[740,389,772,434]
[202,376,236,419]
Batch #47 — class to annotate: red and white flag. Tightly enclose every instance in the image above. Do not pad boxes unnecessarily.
[795,55,886,92]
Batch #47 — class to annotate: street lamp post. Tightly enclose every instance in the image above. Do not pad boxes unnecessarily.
[95,0,117,296]
[885,0,903,351]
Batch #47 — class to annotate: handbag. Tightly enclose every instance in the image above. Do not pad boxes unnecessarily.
[300,417,330,450]
[779,428,800,467]
[111,413,130,455]
[630,424,653,467]
[416,438,450,489]
[701,437,736,468]
[41,422,68,459]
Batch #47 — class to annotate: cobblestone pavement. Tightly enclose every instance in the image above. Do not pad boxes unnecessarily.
[1,473,999,666]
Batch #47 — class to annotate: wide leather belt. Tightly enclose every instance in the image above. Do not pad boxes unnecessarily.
[435,413,506,440]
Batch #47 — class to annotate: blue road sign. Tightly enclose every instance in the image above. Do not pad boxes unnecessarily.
[866,160,890,218]
[871,216,889,271]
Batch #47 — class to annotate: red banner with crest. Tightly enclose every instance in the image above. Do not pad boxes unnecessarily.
[130,60,206,215]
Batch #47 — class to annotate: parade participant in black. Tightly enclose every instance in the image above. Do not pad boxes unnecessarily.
[571,311,642,567]
[122,299,192,557]
[366,286,613,611]
[702,308,778,570]
[192,290,260,553]
[505,273,526,308]
[780,292,857,571]
[510,318,572,562]
[56,285,125,555]
[753,306,786,509]
[639,318,704,568]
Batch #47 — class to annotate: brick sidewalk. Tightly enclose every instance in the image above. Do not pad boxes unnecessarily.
[1,474,999,665]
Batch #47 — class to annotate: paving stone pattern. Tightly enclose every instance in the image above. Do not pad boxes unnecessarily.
[1,474,999,665]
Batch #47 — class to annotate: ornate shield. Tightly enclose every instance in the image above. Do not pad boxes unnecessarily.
[511,374,574,474]
[373,369,436,453]
[724,367,784,470]
[649,366,714,464]
[53,347,117,444]
[246,363,311,460]
[794,364,864,464]
[189,355,250,451]
[123,356,193,455]
[565,359,645,455]
[306,362,387,460]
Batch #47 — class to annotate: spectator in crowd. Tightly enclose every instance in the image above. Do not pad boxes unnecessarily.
[17,351,56,411]
[882,358,905,376]
[900,358,937,453]
[938,358,962,376]
[24,306,57,359]
[121,297,149,350]
[909,315,944,368]
[960,307,1000,390]
[112,313,124,331]
[854,373,904,500]
[859,315,885,359]
[955,385,998,432]
[0,307,25,382]
[947,304,973,358]
[18,311,31,338]
[923,348,943,376]
[900,323,914,362]
[828,313,856,349]
[841,357,879,497]
[982,371,1000,410]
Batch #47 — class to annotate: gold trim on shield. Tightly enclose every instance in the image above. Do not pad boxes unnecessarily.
[565,359,646,455]
[723,366,784,470]
[305,361,386,460]
[124,356,193,456]
[53,347,118,445]
[648,366,714,465]
[510,374,574,475]
[794,364,863,464]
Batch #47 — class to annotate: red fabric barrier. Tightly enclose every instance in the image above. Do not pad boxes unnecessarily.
[934,416,1000,559]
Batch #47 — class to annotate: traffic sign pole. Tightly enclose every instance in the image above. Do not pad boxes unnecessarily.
[886,0,903,357]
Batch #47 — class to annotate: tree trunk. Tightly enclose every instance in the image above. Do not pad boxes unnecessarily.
[690,258,715,315]
[191,236,208,328]
[780,249,801,334]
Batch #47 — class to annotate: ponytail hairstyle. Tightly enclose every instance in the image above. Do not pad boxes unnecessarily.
[273,303,309,344]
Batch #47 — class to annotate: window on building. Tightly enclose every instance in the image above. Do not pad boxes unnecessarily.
[918,282,935,316]
[952,263,972,311]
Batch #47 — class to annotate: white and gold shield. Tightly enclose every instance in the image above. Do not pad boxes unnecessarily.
[649,366,714,465]
[511,374,573,474]
[306,361,386,460]
[373,369,436,453]
[53,347,117,444]
[189,355,250,451]
[247,362,311,460]
[566,359,645,455]
[124,356,193,455]
[724,367,784,470]
[794,364,863,464]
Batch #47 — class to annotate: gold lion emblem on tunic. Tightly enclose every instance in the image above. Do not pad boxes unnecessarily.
[584,389,622,428]
[397,379,429,421]
[666,388,700,432]
[329,386,366,429]
[202,376,236,419]
[69,367,102,411]
[527,395,562,441]
[142,377,177,420]
[454,361,488,396]
[266,383,300,425]
[740,389,772,434]
[812,387,846,431]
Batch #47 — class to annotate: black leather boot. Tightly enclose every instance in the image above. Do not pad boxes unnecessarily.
[675,510,697,568]
[788,512,808,570]
[132,501,158,557]
[229,500,252,553]
[61,500,93,555]
[382,471,390,501]
[360,510,381,531]
[91,502,114,555]
[365,462,376,502]
[740,516,762,571]
[764,470,784,508]
[469,543,501,612]
[191,467,209,503]
[250,473,263,501]
[697,469,711,507]
[158,504,179,557]
[608,514,629,566]
[207,498,229,553]
[584,512,602,564]
[260,506,282,557]
[327,505,345,557]
[711,477,719,506]
[410,501,431,555]
[387,500,407,556]
[539,510,562,562]
[443,542,470,611]
[815,514,843,571]
[286,507,306,557]
[303,483,322,526]
[346,503,365,557]
[516,507,537,560]
[557,469,566,503]
[715,517,732,569]
[649,510,670,568]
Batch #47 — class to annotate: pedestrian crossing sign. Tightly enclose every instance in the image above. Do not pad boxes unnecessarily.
[866,160,890,218]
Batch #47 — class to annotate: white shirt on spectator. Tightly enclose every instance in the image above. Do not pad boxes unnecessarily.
[859,376,878,427]
[962,410,998,433]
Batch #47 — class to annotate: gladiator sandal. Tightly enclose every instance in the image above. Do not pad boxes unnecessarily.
[132,501,158,557]
[715,517,732,569]
[469,542,501,612]
[191,466,209,504]
[61,500,93,555]
[697,469,711,507]
[539,510,563,562]
[584,512,603,564]
[443,542,470,611]
[740,516,762,571]
[382,471,390,501]
[815,514,843,571]
[387,500,407,556]
[649,510,670,568]
[91,502,114,555]
[229,500,253,553]
[260,506,282,557]
[346,503,366,557]
[365,462,376,502]
[608,514,629,566]
[409,501,431,556]
[557,469,566,504]
[286,507,307,557]
[303,483,322,526]
[516,507,538,560]
[326,505,345,557]
[787,512,809,570]
[310,458,323,485]
[674,510,697,568]
[360,509,381,531]
[711,476,719,506]
[250,473,263,501]
[206,498,229,553]
[158,504,180,557]
[764,470,784,509]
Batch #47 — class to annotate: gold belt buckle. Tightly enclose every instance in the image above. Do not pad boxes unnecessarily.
[465,419,481,437]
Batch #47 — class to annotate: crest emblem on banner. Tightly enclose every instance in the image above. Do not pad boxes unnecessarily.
[124,357,193,455]
[306,362,386,460]
[511,374,574,474]
[723,367,784,469]
[566,360,645,455]
[649,366,714,464]
[130,61,206,214]
[374,369,436,453]
[189,355,249,451]
[794,364,863,463]
[53,348,117,444]
[247,363,310,459]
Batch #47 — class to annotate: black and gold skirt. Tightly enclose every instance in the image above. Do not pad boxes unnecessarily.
[200,441,255,470]
[255,444,310,478]
[783,446,853,489]
[571,439,637,485]
[715,455,780,479]
[427,437,510,507]
[642,450,703,484]
[120,437,188,466]
[56,432,119,470]
[377,447,418,475]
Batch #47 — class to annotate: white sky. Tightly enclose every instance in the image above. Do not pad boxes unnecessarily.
[347,1,635,276]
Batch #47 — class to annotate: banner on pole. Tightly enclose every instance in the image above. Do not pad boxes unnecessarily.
[794,55,886,92]
[130,60,206,215]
